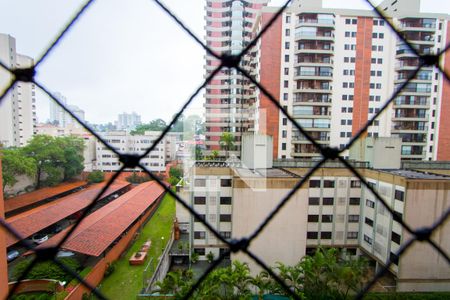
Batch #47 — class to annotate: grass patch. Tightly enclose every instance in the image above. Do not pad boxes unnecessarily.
[99,192,175,299]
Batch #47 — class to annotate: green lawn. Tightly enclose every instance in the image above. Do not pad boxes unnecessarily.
[99,192,175,299]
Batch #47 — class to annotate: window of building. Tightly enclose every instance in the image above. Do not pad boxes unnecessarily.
[308,215,319,222]
[364,234,373,245]
[220,231,232,239]
[394,190,404,201]
[220,197,232,205]
[221,179,232,187]
[366,199,375,208]
[365,217,374,227]
[284,80,289,88]
[284,55,289,62]
[321,232,332,239]
[195,179,206,187]
[391,232,401,244]
[348,215,360,223]
[349,197,360,205]
[345,19,351,24]
[284,68,289,75]
[220,214,232,222]
[194,197,206,205]
[194,248,205,255]
[309,180,321,188]
[352,19,357,25]
[323,197,334,205]
[347,232,358,239]
[282,118,288,126]
[372,33,378,38]
[308,197,320,205]
[307,232,318,239]
[194,231,206,239]
[285,15,291,23]
[390,252,399,265]
[285,28,290,36]
[323,180,335,188]
[322,215,333,223]
[350,180,361,188]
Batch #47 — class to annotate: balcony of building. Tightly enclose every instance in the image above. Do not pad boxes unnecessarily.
[396,43,433,57]
[395,57,433,71]
[296,13,335,28]
[295,80,332,94]
[393,108,428,121]
[292,105,331,118]
[395,70,432,83]
[295,27,334,41]
[295,118,331,131]
[392,121,427,133]
[294,67,333,81]
[295,54,334,67]
[394,95,429,108]
[398,18,436,31]
[292,130,330,144]
[292,143,322,157]
[293,93,332,105]
[400,31,435,45]
[394,133,427,145]
[297,41,334,54]
[401,145,425,158]
[396,82,431,96]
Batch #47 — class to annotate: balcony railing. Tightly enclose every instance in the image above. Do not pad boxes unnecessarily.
[295,71,333,77]
[297,18,335,25]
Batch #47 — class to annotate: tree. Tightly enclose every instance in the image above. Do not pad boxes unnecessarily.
[22,135,85,188]
[1,148,36,192]
[206,251,215,263]
[22,135,65,188]
[57,135,85,181]
[219,132,235,158]
[131,118,167,135]
[195,145,203,160]
[168,166,182,186]
[87,170,104,183]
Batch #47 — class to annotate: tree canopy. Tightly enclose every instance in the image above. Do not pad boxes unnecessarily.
[130,118,167,135]
[154,248,368,299]
[1,135,86,191]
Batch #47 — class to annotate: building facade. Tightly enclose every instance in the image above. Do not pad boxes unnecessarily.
[204,0,269,158]
[48,92,85,128]
[254,0,450,161]
[177,161,450,292]
[0,34,36,147]
[115,112,142,131]
[95,131,180,173]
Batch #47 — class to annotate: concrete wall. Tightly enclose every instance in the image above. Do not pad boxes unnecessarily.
[397,181,450,291]
[231,179,308,274]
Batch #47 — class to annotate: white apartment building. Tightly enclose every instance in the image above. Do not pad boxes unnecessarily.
[95,131,180,173]
[115,112,142,131]
[0,33,36,147]
[48,92,85,128]
[254,0,450,161]
[177,159,450,292]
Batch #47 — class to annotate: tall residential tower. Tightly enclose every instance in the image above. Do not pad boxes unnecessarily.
[204,0,269,158]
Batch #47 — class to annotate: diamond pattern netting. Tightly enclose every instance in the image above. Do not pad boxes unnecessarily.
[0,0,449,299]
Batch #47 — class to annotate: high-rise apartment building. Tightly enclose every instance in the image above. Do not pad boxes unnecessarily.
[204,0,269,158]
[0,34,36,147]
[254,0,450,161]
[115,112,142,131]
[48,92,85,128]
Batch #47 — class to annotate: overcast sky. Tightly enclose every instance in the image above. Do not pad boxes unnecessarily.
[0,0,449,125]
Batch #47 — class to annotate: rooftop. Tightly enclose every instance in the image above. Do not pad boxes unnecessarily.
[5,181,130,248]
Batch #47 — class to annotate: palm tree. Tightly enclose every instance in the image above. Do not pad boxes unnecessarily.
[219,132,235,158]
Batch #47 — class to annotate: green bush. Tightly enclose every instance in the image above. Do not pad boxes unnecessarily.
[104,262,116,277]
[364,292,450,300]
[11,257,81,283]
[125,172,151,184]
[87,170,104,183]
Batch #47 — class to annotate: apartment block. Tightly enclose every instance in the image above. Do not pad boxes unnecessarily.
[115,112,142,131]
[0,34,36,147]
[177,160,450,292]
[95,131,180,172]
[204,0,269,158]
[48,92,85,128]
[253,0,450,161]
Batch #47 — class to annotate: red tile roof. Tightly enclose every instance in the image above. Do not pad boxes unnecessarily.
[4,181,87,213]
[61,181,165,256]
[5,181,130,248]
